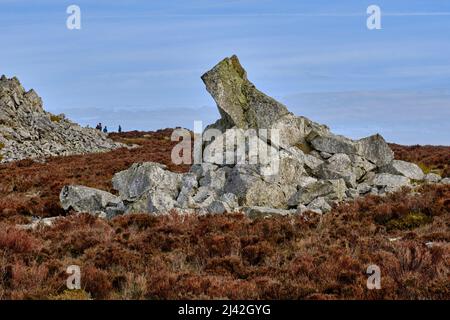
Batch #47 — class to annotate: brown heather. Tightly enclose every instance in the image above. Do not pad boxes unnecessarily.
[0,131,448,299]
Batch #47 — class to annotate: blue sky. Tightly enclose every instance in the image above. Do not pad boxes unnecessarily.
[1,0,449,144]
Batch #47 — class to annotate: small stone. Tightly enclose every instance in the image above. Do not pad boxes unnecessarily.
[424,173,441,183]
[307,197,332,212]
[380,160,425,180]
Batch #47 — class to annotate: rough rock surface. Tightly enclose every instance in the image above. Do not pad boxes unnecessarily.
[380,160,425,180]
[0,75,123,162]
[59,55,435,218]
[370,173,410,193]
[60,185,122,215]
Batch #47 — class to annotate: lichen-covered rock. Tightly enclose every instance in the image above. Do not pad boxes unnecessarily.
[201,55,290,130]
[201,56,328,150]
[380,160,425,180]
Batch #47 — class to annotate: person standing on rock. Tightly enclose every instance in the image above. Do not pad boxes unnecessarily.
[103,126,108,133]
[118,125,122,133]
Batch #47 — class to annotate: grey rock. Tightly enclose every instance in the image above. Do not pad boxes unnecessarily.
[424,173,441,183]
[192,186,218,208]
[440,177,450,184]
[303,153,324,171]
[201,55,290,131]
[60,185,121,213]
[219,192,239,209]
[270,114,329,149]
[356,134,394,166]
[288,179,347,206]
[307,197,332,213]
[309,133,394,168]
[241,206,296,219]
[346,188,359,199]
[296,176,318,188]
[309,134,357,155]
[112,162,182,201]
[207,200,230,214]
[320,151,332,159]
[357,183,372,195]
[126,191,177,214]
[349,155,377,181]
[206,194,238,214]
[380,160,425,180]
[371,173,410,191]
[17,217,60,230]
[314,153,357,188]
[176,173,199,208]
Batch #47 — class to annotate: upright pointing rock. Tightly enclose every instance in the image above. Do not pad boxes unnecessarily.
[201,55,329,148]
[201,55,290,130]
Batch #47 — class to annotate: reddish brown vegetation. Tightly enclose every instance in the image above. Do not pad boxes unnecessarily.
[0,184,448,300]
[0,131,449,299]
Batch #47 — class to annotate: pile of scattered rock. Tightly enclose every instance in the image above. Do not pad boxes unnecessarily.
[59,56,449,218]
[0,75,123,162]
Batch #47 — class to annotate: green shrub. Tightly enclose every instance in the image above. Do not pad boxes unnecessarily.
[386,212,432,230]
[418,163,432,174]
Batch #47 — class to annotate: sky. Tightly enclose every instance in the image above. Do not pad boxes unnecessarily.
[0,0,449,145]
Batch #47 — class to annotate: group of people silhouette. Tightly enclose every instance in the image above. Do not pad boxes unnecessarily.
[95,123,122,133]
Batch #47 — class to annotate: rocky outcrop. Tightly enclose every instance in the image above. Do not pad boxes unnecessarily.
[59,55,439,218]
[0,75,123,162]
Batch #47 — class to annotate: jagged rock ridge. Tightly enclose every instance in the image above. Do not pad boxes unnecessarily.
[59,56,445,218]
[0,75,124,162]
